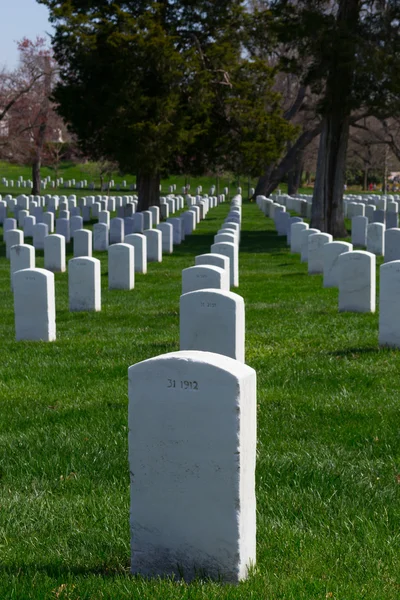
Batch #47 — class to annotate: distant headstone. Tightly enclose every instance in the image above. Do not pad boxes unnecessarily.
[44,234,66,273]
[338,251,376,313]
[323,241,353,288]
[144,229,162,262]
[300,228,320,263]
[156,223,173,254]
[384,228,400,263]
[93,223,109,251]
[125,233,147,273]
[180,289,244,361]
[69,257,101,311]
[5,229,24,259]
[290,222,308,253]
[308,233,333,274]
[13,268,56,341]
[108,243,134,290]
[74,229,92,258]
[367,222,385,256]
[182,265,228,295]
[211,242,238,288]
[352,215,368,247]
[10,244,35,290]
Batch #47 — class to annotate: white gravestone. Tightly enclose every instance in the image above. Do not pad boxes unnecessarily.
[108,243,134,290]
[352,215,368,247]
[13,268,56,341]
[5,229,24,259]
[144,229,162,262]
[4,218,17,233]
[180,289,244,362]
[195,253,230,288]
[70,215,83,238]
[384,228,400,263]
[128,350,256,582]
[182,265,229,295]
[290,222,309,253]
[367,222,385,256]
[323,241,353,288]
[183,211,196,235]
[379,261,400,347]
[125,233,147,273]
[44,234,66,273]
[99,210,110,227]
[300,228,320,263]
[93,223,109,251]
[308,233,333,274]
[69,257,101,311]
[132,213,144,233]
[156,223,173,254]
[286,217,303,245]
[110,217,125,244]
[56,218,70,243]
[338,251,376,313]
[211,242,238,288]
[10,244,35,290]
[167,217,183,244]
[386,211,398,229]
[42,211,54,233]
[214,232,236,246]
[149,205,160,226]
[142,210,153,230]
[74,229,92,258]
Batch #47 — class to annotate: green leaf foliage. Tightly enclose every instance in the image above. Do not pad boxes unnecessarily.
[38,0,296,178]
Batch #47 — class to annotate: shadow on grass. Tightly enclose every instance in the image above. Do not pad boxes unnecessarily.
[327,347,380,357]
[239,229,288,254]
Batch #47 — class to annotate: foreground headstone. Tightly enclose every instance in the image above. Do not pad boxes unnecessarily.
[211,242,238,287]
[108,243,134,290]
[13,268,56,341]
[128,350,256,582]
[338,251,376,313]
[180,290,245,361]
[379,261,400,347]
[44,234,66,273]
[308,233,333,274]
[69,257,101,311]
[182,265,228,294]
[323,241,353,287]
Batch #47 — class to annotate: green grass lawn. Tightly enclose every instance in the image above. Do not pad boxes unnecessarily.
[0,201,399,599]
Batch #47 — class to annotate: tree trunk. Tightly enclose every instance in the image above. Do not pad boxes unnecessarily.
[311,116,349,236]
[363,165,368,191]
[306,171,311,185]
[32,157,41,195]
[253,124,323,198]
[288,150,304,196]
[137,171,161,212]
[310,0,360,237]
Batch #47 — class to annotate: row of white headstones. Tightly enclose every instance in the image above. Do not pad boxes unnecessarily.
[3,192,228,340]
[257,194,400,347]
[127,196,258,583]
[4,191,257,583]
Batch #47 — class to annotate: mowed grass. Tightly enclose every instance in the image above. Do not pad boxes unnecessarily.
[0,201,400,599]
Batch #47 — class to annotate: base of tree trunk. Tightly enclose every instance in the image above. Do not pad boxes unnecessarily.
[137,172,161,212]
[32,159,41,195]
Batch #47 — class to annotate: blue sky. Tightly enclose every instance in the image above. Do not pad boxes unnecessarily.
[1,0,54,69]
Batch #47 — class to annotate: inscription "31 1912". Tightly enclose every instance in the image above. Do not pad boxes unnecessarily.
[167,379,199,390]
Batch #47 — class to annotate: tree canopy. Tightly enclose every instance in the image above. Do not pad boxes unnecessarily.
[39,0,296,208]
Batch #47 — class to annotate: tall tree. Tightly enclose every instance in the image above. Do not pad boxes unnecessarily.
[39,0,296,209]
[264,0,400,235]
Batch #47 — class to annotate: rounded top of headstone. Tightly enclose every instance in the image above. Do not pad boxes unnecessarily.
[180,288,244,307]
